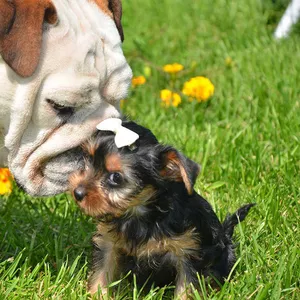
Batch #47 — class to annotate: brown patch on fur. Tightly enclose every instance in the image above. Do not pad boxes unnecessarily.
[0,1,14,35]
[105,153,122,172]
[0,0,57,77]
[89,0,113,17]
[161,151,193,195]
[89,0,124,41]
[79,185,107,217]
[136,228,200,258]
[179,164,193,195]
[95,224,200,258]
[81,138,100,157]
[127,185,156,211]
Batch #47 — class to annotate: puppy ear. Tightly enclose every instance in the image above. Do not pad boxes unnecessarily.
[109,0,124,42]
[160,148,200,195]
[0,0,57,77]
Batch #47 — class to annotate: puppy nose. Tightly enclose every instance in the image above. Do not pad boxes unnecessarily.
[74,186,86,201]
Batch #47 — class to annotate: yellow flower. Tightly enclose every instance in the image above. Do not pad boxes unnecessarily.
[160,89,182,108]
[131,76,146,87]
[0,168,12,195]
[163,63,184,74]
[182,76,214,102]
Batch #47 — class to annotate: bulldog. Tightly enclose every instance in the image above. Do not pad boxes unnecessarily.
[0,0,132,196]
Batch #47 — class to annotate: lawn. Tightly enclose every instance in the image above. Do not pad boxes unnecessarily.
[1,0,299,299]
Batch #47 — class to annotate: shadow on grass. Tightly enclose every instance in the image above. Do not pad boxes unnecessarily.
[0,184,94,272]
[262,0,291,27]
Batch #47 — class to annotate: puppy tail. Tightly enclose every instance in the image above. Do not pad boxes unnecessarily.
[223,203,256,238]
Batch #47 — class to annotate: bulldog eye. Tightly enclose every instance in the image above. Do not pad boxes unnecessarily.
[108,172,123,186]
[46,99,74,117]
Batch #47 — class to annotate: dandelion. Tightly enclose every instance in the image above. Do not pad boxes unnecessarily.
[0,168,12,195]
[163,63,184,74]
[182,76,214,102]
[132,75,146,87]
[160,89,182,108]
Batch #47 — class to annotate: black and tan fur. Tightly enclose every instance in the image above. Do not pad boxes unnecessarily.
[69,120,255,298]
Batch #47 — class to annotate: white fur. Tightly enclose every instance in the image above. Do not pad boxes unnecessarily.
[0,0,132,195]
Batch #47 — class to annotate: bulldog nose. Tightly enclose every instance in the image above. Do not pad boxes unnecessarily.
[74,186,86,201]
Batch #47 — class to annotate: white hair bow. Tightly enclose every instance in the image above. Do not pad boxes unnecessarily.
[96,118,139,148]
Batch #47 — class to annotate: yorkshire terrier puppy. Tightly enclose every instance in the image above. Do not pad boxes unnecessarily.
[69,119,255,298]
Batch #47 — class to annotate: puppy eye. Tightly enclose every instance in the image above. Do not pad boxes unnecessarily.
[46,98,74,117]
[108,172,123,186]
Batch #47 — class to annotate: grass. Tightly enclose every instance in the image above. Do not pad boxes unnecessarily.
[1,0,300,298]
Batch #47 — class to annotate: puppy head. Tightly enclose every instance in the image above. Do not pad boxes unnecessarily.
[69,121,200,218]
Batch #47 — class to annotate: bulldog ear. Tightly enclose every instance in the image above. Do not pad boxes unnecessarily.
[109,0,124,42]
[160,148,200,195]
[0,0,57,77]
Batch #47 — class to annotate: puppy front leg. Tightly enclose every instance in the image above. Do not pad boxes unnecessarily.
[174,260,196,300]
[88,239,118,297]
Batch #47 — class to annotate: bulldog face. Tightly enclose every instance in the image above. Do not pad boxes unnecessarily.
[0,0,132,195]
